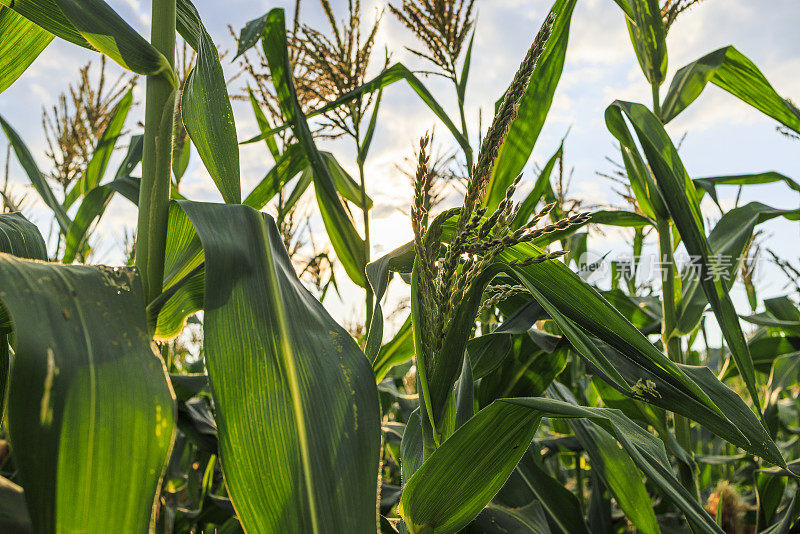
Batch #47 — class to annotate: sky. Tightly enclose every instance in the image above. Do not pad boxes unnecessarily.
[1,0,799,329]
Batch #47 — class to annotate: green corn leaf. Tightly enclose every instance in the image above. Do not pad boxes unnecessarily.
[0,7,53,94]
[64,89,134,209]
[401,409,424,487]
[182,24,241,204]
[61,176,141,263]
[550,386,658,534]
[261,8,367,287]
[0,212,48,261]
[507,449,590,533]
[484,0,577,210]
[457,31,475,104]
[399,396,721,534]
[52,0,175,83]
[511,143,561,230]
[474,502,551,534]
[614,0,667,87]
[693,171,800,207]
[243,143,308,209]
[0,115,71,235]
[0,256,175,532]
[239,62,470,157]
[179,200,380,532]
[248,87,281,160]
[373,317,414,384]
[676,202,800,334]
[607,100,762,412]
[0,0,89,48]
[661,46,800,132]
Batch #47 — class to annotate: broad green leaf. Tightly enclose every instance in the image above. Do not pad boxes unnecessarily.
[661,46,800,132]
[615,0,667,87]
[182,24,241,204]
[604,102,665,220]
[0,212,48,261]
[0,212,48,419]
[676,202,800,334]
[0,7,52,94]
[261,8,367,287]
[607,100,761,411]
[400,396,721,534]
[240,63,470,157]
[0,0,88,48]
[0,115,71,235]
[484,0,577,210]
[52,0,175,83]
[0,256,175,532]
[179,200,380,532]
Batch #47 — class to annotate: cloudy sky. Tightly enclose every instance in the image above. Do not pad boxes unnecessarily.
[2,0,799,325]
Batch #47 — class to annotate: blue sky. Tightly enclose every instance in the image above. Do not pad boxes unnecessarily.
[2,0,799,325]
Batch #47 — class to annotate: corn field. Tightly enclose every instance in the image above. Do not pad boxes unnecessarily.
[0,0,799,532]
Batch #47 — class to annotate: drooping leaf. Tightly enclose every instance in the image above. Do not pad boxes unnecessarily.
[607,100,762,412]
[661,46,800,132]
[614,0,667,87]
[261,8,367,287]
[52,0,175,82]
[484,0,577,210]
[693,171,800,207]
[0,7,53,94]
[179,200,380,532]
[182,24,241,204]
[0,256,175,532]
[0,212,48,261]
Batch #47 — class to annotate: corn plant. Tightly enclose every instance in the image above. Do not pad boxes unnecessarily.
[0,0,799,533]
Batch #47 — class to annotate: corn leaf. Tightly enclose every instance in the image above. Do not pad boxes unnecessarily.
[0,212,48,262]
[607,100,762,412]
[64,89,134,209]
[182,23,241,204]
[0,0,88,48]
[0,7,53,94]
[0,256,175,532]
[693,171,800,207]
[676,202,800,334]
[0,115,71,235]
[61,176,141,263]
[614,0,667,86]
[261,8,367,287]
[484,0,577,210]
[179,200,380,532]
[53,0,174,82]
[660,46,800,133]
[239,63,469,156]
[399,396,721,534]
